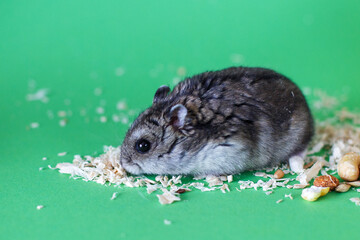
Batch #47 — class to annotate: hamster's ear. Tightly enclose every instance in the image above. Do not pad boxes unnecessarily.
[153,85,170,104]
[167,104,195,136]
[169,104,187,129]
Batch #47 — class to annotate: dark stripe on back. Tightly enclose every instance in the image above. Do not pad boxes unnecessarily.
[148,119,160,126]
[218,143,233,147]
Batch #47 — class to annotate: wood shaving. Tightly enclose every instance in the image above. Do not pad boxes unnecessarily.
[48,165,56,170]
[336,108,360,124]
[26,88,49,102]
[307,142,324,155]
[96,107,105,114]
[238,178,291,192]
[100,116,107,123]
[36,205,44,210]
[170,176,182,185]
[177,66,186,76]
[116,101,127,110]
[220,184,230,193]
[156,176,170,187]
[320,169,328,176]
[110,192,118,200]
[350,197,360,206]
[254,172,267,177]
[157,189,181,205]
[312,89,339,109]
[190,182,217,192]
[205,176,223,187]
[219,176,227,181]
[58,111,67,117]
[276,199,283,204]
[112,114,120,122]
[57,152,67,157]
[285,194,293,200]
[30,122,39,128]
[143,178,156,184]
[94,88,102,96]
[292,184,309,189]
[59,119,67,127]
[164,219,172,225]
[146,184,160,194]
[120,116,129,124]
[297,158,328,185]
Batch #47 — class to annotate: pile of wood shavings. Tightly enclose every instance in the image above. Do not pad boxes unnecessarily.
[55,146,233,204]
[55,108,360,205]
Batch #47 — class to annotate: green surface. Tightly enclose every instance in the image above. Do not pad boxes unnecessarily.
[1,1,360,239]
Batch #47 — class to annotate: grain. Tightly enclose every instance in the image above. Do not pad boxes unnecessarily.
[335,184,351,193]
[274,170,285,179]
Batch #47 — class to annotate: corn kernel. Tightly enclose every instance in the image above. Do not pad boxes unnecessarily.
[301,186,330,201]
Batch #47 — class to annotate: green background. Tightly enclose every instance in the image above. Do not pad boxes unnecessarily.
[1,1,360,239]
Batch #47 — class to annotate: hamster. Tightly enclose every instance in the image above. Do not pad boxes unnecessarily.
[120,67,314,176]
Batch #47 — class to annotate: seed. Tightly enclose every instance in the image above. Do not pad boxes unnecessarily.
[335,183,351,193]
[176,189,186,194]
[274,169,285,179]
[304,161,315,169]
[346,181,360,187]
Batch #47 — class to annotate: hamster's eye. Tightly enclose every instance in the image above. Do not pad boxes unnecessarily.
[135,139,151,154]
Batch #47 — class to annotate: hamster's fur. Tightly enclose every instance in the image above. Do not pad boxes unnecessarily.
[120,67,314,176]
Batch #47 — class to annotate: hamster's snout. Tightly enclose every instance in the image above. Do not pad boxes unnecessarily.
[120,155,143,175]
[119,157,125,168]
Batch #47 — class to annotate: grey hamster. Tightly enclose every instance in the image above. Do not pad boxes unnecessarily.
[120,67,314,176]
